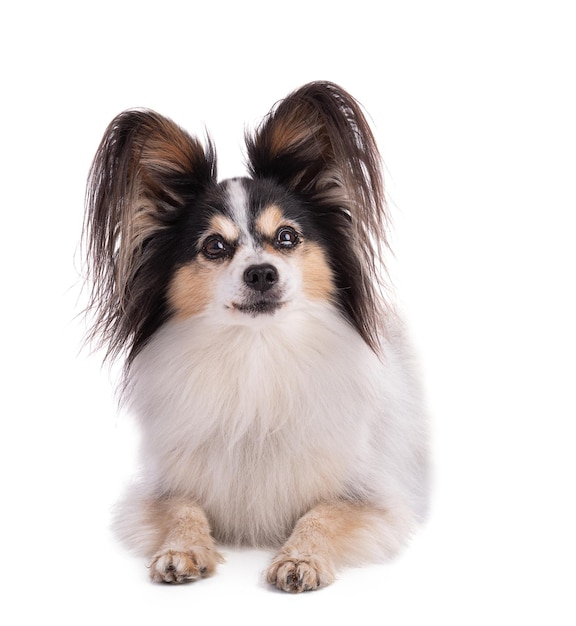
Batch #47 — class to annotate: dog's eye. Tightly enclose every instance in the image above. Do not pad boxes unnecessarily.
[275,227,300,249]
[202,235,231,260]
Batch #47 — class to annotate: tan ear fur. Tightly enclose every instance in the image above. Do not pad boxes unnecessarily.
[83,110,216,362]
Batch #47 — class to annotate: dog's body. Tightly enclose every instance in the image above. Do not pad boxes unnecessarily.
[84,82,428,591]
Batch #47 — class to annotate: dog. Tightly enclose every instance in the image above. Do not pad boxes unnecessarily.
[83,81,428,592]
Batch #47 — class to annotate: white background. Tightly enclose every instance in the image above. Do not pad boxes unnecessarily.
[1,1,574,624]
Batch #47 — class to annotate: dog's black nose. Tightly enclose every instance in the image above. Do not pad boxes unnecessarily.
[243,264,278,293]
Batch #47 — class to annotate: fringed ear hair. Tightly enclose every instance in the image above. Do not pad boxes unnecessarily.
[246,81,389,351]
[83,110,216,363]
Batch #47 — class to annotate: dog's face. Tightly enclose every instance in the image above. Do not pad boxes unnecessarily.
[168,177,336,323]
[84,82,388,362]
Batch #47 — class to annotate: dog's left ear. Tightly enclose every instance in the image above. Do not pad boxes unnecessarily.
[246,81,387,245]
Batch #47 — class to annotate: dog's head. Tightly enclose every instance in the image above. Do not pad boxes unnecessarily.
[167,175,335,323]
[83,82,389,364]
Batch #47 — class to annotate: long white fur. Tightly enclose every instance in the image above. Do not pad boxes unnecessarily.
[115,299,428,558]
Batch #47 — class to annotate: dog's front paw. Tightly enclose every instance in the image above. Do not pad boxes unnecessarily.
[266,553,335,593]
[149,548,221,583]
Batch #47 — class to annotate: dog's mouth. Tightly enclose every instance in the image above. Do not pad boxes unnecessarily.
[231,299,283,316]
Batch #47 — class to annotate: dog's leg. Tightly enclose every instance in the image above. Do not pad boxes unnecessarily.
[266,500,412,592]
[149,501,223,583]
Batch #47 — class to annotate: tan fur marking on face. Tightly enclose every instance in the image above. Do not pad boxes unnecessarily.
[300,242,335,301]
[168,261,214,319]
[256,205,285,239]
[209,215,240,242]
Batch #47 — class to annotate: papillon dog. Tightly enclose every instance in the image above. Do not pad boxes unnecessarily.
[83,81,428,592]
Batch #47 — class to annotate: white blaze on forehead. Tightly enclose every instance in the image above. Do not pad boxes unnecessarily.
[225,179,251,243]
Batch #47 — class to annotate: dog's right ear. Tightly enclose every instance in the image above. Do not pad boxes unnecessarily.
[83,110,216,362]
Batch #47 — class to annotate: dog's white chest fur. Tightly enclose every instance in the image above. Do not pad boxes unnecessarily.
[126,303,420,546]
